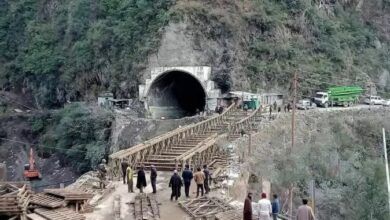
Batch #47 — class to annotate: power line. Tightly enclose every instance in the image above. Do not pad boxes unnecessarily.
[0,137,88,153]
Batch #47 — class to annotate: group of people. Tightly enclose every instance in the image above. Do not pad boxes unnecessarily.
[120,162,157,194]
[168,165,212,200]
[244,192,315,220]
[120,160,212,201]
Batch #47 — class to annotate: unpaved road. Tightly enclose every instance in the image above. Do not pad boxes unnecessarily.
[85,171,193,220]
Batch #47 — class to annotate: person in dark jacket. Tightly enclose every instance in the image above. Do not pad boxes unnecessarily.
[121,160,129,184]
[243,192,253,220]
[203,165,210,194]
[136,165,147,193]
[182,164,193,198]
[271,194,280,220]
[150,165,157,194]
[169,170,183,201]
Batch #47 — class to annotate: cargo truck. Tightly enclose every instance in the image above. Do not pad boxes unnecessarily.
[313,86,363,107]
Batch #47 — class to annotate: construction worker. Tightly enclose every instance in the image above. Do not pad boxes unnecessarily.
[126,164,134,193]
[98,159,107,189]
[203,165,210,194]
[121,160,129,184]
[194,167,205,197]
[182,164,193,198]
[136,165,147,193]
[150,165,157,194]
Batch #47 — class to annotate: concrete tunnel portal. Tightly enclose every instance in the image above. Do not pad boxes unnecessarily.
[148,70,207,118]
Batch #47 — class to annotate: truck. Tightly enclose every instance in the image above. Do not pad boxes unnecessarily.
[313,86,363,108]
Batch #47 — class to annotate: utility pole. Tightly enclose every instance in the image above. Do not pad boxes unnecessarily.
[291,70,297,150]
[288,70,298,218]
[383,128,390,214]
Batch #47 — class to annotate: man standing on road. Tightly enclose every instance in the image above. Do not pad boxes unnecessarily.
[203,165,210,194]
[169,170,182,201]
[126,165,134,193]
[243,192,253,220]
[121,160,129,184]
[271,194,280,220]
[98,159,107,189]
[182,164,193,198]
[257,192,272,220]
[150,165,157,194]
[136,165,147,193]
[296,199,315,220]
[194,167,205,197]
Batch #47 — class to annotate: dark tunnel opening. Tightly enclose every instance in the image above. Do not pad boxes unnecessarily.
[148,71,206,119]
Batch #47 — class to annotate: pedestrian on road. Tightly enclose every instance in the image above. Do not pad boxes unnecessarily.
[243,192,253,220]
[136,165,147,193]
[126,165,134,193]
[296,199,315,220]
[269,106,272,119]
[194,167,205,197]
[121,160,129,184]
[287,103,291,112]
[271,194,280,220]
[182,164,193,198]
[203,165,210,194]
[257,192,272,220]
[273,101,277,111]
[150,165,157,194]
[169,170,183,201]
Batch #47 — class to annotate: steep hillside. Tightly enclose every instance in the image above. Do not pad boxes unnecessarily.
[237,108,390,219]
[0,0,389,108]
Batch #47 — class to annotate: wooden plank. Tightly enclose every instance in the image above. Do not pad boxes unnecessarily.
[30,193,65,208]
[27,213,48,220]
[34,208,85,220]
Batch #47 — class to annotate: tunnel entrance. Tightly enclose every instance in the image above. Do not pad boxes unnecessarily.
[148,71,206,119]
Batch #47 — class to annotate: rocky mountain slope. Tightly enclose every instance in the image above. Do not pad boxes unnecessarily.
[0,0,389,108]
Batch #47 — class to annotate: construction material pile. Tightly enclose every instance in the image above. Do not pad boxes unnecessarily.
[0,182,31,219]
[67,171,114,206]
[179,197,234,219]
[0,182,93,220]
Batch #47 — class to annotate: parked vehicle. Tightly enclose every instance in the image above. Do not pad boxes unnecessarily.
[313,86,363,107]
[382,99,390,107]
[296,99,316,110]
[364,96,385,105]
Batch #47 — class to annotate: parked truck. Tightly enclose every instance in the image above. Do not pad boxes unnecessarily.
[313,86,363,107]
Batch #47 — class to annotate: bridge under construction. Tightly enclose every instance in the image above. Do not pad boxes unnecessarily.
[109,103,266,177]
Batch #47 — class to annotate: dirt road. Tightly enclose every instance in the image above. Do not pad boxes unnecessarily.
[85,171,191,220]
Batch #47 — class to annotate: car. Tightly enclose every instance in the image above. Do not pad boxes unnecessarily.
[364,96,385,105]
[383,99,390,107]
[296,99,316,110]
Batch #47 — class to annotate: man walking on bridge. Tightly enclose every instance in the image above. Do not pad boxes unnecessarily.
[182,164,193,198]
[203,165,210,194]
[126,164,134,193]
[169,170,182,201]
[121,160,129,184]
[194,167,205,197]
[136,165,147,193]
[150,165,157,194]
